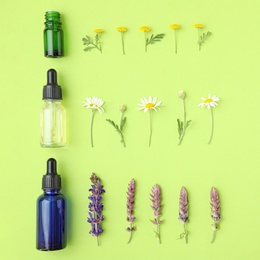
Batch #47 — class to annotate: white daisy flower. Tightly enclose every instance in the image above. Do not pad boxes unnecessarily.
[198,94,220,110]
[137,96,162,113]
[83,96,105,114]
[198,93,220,144]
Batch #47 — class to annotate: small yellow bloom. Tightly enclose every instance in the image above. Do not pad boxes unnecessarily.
[170,24,181,29]
[93,28,104,33]
[193,24,204,28]
[139,26,151,32]
[116,26,127,32]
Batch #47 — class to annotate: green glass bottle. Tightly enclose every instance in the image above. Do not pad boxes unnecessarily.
[44,11,64,58]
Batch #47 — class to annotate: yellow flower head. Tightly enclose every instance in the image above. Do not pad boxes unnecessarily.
[93,28,104,33]
[116,26,127,32]
[170,24,181,29]
[193,24,204,28]
[139,26,151,32]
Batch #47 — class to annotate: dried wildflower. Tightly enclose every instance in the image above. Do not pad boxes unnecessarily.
[126,179,136,243]
[116,27,127,55]
[106,105,127,147]
[193,24,212,50]
[150,184,163,243]
[139,26,165,52]
[83,96,105,147]
[137,96,163,147]
[169,24,181,54]
[210,187,221,243]
[198,94,220,144]
[178,186,188,243]
[87,173,105,246]
[82,29,104,53]
[177,90,191,145]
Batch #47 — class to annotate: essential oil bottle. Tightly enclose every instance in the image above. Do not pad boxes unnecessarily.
[40,69,66,148]
[44,11,64,57]
[36,158,67,251]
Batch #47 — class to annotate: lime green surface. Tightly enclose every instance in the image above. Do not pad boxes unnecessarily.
[1,0,260,259]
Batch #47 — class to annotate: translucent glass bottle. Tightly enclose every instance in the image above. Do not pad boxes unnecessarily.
[44,11,64,57]
[40,69,66,147]
[36,158,67,251]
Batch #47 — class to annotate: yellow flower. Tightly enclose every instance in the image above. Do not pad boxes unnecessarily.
[193,24,204,28]
[139,26,151,32]
[116,26,127,32]
[170,24,181,29]
[93,28,104,33]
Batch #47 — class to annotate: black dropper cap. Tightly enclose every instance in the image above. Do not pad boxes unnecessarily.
[42,158,62,190]
[42,69,62,100]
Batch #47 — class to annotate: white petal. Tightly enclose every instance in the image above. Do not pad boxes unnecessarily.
[137,107,144,111]
[148,96,152,103]
[153,97,157,104]
[208,93,211,98]
[156,100,163,106]
[144,97,148,103]
[140,98,145,104]
[144,108,148,113]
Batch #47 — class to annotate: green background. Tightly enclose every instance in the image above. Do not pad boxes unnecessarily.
[1,0,259,259]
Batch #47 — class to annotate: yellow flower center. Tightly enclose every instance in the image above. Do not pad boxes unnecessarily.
[193,24,204,28]
[139,26,151,32]
[117,26,127,32]
[170,24,181,29]
[93,29,104,33]
[145,103,155,109]
[204,98,213,103]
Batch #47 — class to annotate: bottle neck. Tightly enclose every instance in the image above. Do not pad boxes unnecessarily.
[43,189,61,195]
[44,99,61,103]
[45,11,62,28]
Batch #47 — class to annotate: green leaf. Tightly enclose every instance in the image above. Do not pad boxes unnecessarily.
[185,120,192,129]
[146,33,165,46]
[84,46,95,52]
[198,31,212,46]
[177,119,182,137]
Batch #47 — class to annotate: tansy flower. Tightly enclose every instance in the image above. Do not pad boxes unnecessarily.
[82,29,104,53]
[116,26,127,55]
[137,96,162,146]
[93,28,104,33]
[198,94,220,144]
[170,24,181,54]
[83,96,105,147]
[193,24,204,28]
[139,26,151,32]
[139,26,165,52]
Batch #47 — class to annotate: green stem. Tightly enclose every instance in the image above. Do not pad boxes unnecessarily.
[144,32,147,52]
[208,107,214,144]
[178,99,186,145]
[156,219,161,244]
[127,223,133,244]
[211,230,216,243]
[90,110,95,147]
[149,110,152,147]
[183,223,188,244]
[198,29,201,51]
[121,32,125,55]
[119,112,126,147]
[174,29,177,54]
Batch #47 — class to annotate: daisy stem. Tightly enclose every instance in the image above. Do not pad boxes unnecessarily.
[211,229,216,243]
[121,32,125,55]
[149,110,152,147]
[178,99,186,145]
[90,110,95,147]
[174,29,177,54]
[208,107,214,144]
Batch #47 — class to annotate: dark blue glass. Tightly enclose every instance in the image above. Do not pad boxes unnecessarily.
[36,189,67,251]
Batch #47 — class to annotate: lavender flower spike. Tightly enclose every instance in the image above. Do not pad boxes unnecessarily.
[126,178,136,243]
[87,173,105,246]
[178,186,188,243]
[210,187,221,243]
[150,184,163,244]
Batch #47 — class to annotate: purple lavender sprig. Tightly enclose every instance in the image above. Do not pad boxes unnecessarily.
[210,187,221,243]
[126,178,136,243]
[178,186,188,243]
[150,184,163,244]
[87,173,105,246]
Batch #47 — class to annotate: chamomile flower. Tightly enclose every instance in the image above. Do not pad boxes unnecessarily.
[137,96,162,146]
[83,96,105,147]
[198,94,220,109]
[198,94,220,144]
[137,96,162,113]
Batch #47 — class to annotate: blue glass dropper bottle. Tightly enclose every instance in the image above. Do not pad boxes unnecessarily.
[36,158,67,251]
